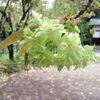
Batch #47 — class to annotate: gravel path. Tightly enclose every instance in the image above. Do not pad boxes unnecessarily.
[0,61,100,100]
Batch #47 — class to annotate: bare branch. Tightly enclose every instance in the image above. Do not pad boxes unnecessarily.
[20,0,33,23]
[4,0,10,12]
[72,0,93,19]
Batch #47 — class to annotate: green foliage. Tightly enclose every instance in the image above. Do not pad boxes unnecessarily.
[78,17,93,45]
[48,0,75,17]
[0,53,9,63]
[19,12,96,70]
[28,11,42,26]
[46,0,91,18]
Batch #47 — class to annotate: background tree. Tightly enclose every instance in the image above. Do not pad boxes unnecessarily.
[0,0,41,60]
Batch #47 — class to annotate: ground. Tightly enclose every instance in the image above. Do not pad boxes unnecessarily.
[0,49,100,100]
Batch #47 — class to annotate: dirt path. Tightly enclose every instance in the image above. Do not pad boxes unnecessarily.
[0,61,100,100]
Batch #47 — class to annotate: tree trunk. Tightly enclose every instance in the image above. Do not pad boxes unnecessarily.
[8,44,14,60]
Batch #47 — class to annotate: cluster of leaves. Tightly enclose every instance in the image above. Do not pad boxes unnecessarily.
[18,11,96,70]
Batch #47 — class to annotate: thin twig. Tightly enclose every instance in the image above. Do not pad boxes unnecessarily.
[72,0,93,19]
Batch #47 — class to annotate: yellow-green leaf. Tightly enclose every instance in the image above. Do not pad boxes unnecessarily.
[18,40,32,56]
[0,25,38,49]
[0,28,23,49]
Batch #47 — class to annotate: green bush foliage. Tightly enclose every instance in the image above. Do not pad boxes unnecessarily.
[18,12,96,71]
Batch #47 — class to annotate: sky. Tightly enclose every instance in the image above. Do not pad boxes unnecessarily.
[46,0,55,9]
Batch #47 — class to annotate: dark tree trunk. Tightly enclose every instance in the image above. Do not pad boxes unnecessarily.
[8,44,14,60]
[7,31,14,60]
[2,30,14,60]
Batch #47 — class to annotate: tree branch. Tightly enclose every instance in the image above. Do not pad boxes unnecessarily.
[0,0,10,30]
[72,0,93,19]
[20,1,32,22]
[4,0,10,12]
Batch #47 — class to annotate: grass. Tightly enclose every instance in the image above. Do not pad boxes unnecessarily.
[0,53,25,75]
